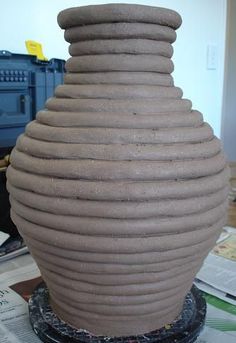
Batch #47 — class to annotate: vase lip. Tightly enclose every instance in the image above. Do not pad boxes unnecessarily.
[57,3,182,30]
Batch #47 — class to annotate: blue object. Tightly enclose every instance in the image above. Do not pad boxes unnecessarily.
[0,50,65,149]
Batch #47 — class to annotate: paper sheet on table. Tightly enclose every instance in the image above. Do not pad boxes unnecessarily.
[0,262,41,342]
[196,302,236,343]
[194,279,236,306]
[196,227,236,304]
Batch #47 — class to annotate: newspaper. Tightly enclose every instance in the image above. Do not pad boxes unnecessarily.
[0,262,41,342]
[196,300,236,343]
[196,227,236,305]
[0,231,28,263]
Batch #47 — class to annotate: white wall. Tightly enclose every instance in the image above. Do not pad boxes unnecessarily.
[0,0,227,137]
[221,0,236,161]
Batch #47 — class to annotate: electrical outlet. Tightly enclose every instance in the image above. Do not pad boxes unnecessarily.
[207,44,218,70]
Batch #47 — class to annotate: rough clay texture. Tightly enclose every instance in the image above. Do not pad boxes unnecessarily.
[7,3,229,338]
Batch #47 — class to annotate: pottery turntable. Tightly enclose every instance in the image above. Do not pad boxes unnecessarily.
[7,3,229,343]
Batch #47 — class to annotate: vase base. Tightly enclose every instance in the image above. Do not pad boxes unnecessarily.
[29,282,206,343]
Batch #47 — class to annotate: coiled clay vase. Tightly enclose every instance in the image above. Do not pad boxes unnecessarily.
[7,3,229,337]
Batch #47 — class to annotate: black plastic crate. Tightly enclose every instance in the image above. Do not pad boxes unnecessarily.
[0,50,65,149]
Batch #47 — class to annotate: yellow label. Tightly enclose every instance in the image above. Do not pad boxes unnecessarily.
[25,40,47,61]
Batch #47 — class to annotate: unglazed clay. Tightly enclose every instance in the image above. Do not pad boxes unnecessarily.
[7,3,229,337]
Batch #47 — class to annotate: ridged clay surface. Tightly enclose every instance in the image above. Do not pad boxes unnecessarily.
[8,3,229,337]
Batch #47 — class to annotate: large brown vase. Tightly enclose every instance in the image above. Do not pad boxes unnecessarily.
[7,3,229,337]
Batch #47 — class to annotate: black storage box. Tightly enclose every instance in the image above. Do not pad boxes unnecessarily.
[0,50,65,151]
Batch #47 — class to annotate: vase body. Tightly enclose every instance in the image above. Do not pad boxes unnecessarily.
[7,3,229,337]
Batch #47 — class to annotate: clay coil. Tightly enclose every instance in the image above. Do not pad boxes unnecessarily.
[49,297,182,336]
[46,97,192,113]
[10,149,226,180]
[57,4,182,29]
[23,231,218,266]
[69,39,173,57]
[64,23,176,44]
[8,184,228,218]
[8,166,228,200]
[11,211,226,254]
[54,84,182,99]
[64,72,174,86]
[28,238,213,276]
[25,122,213,145]
[36,110,202,128]
[10,197,228,237]
[16,136,221,162]
[65,55,173,74]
